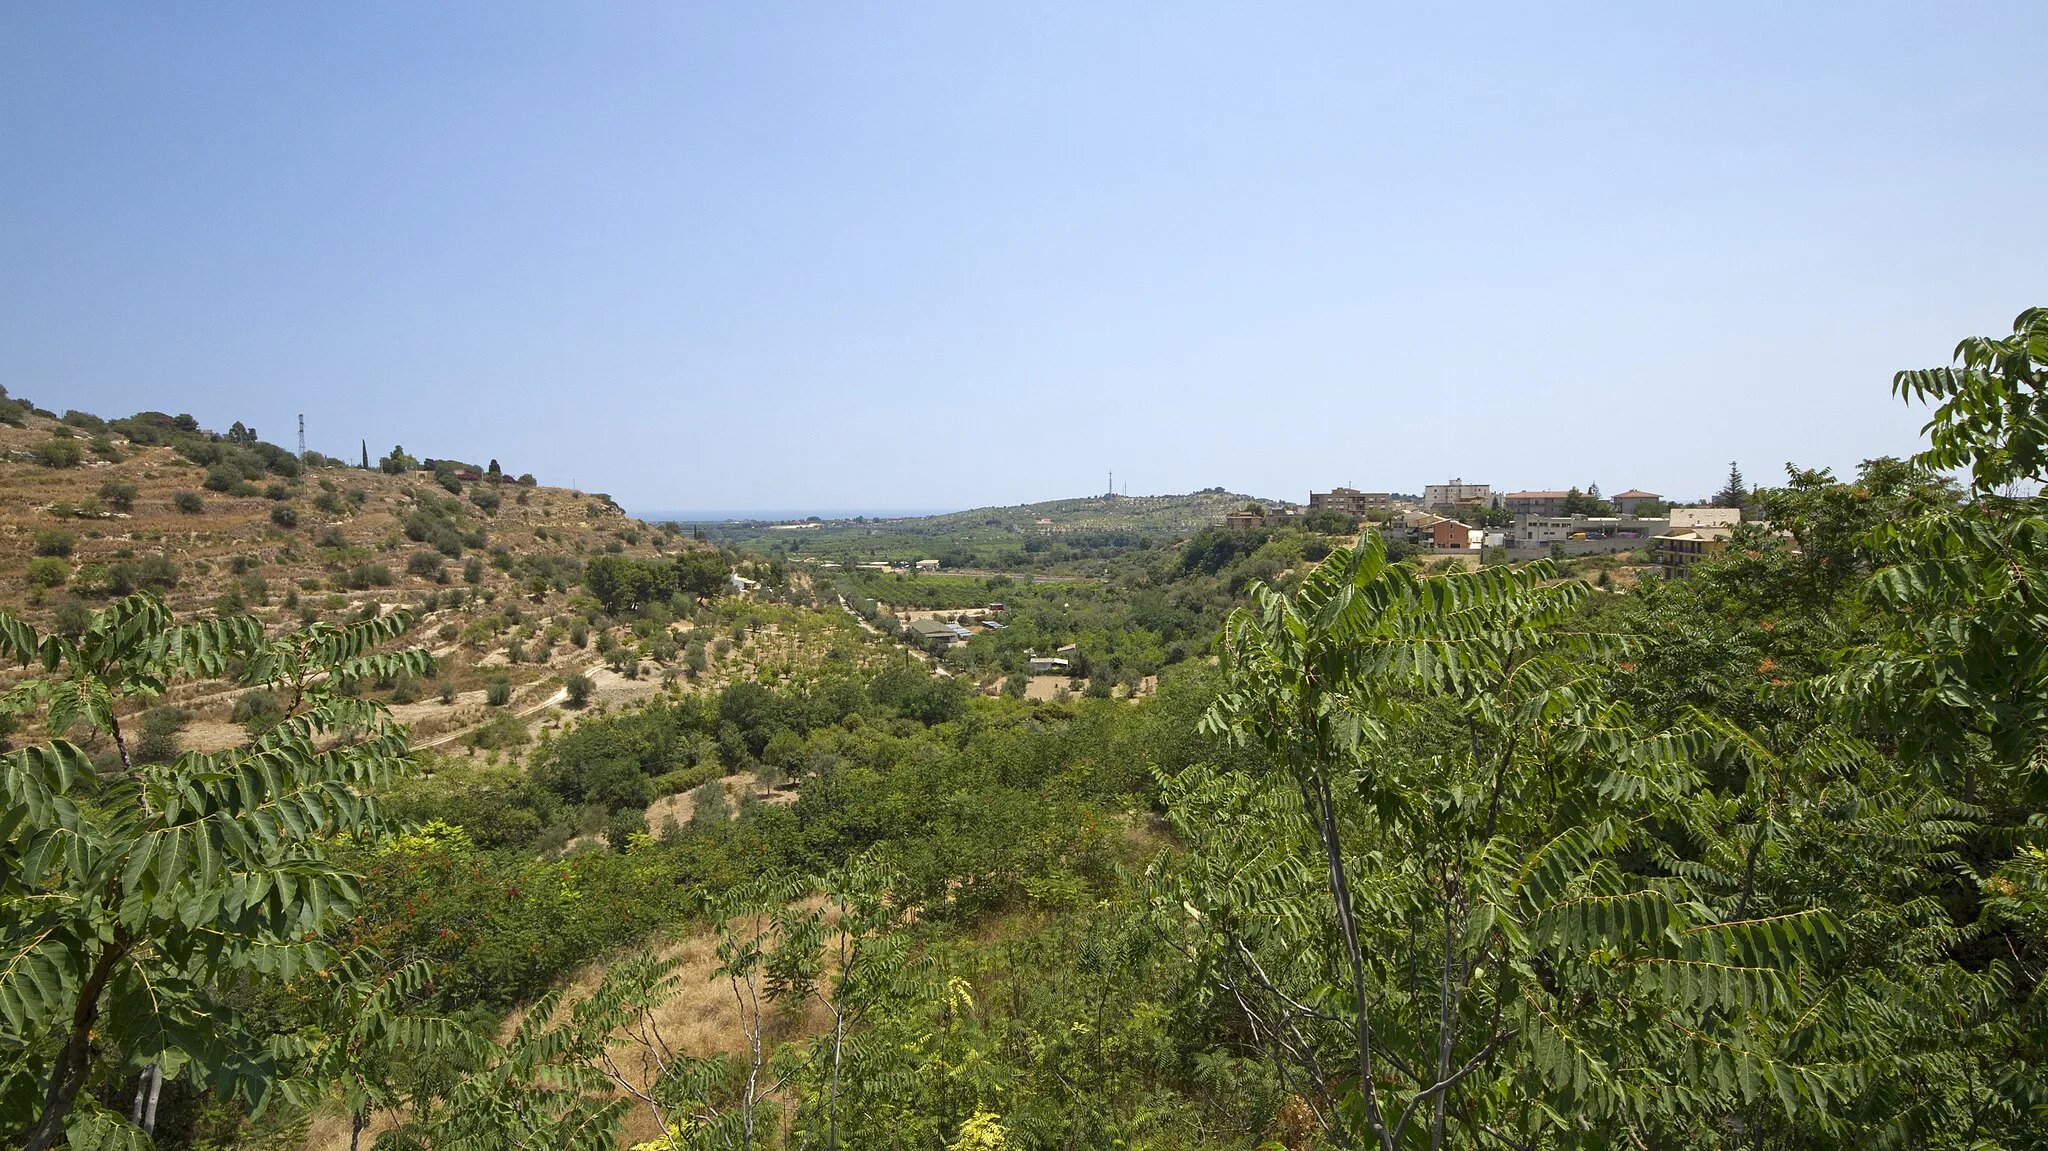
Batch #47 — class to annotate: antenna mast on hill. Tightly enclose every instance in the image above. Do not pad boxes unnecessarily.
[297,414,305,461]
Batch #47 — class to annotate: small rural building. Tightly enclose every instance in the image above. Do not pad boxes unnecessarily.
[909,619,962,645]
[1427,519,1478,550]
[1028,656,1071,674]
[1512,516,1578,546]
[1610,489,1663,514]
[916,558,941,571]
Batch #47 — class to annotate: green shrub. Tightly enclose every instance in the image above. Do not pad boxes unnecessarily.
[564,673,594,708]
[33,529,74,557]
[134,706,190,764]
[231,689,283,737]
[269,503,299,528]
[688,778,728,828]
[407,551,445,579]
[391,674,423,704]
[96,481,137,511]
[51,598,92,636]
[103,555,178,594]
[463,557,483,584]
[438,680,457,704]
[25,557,68,589]
[485,677,513,707]
[648,762,719,797]
[604,807,647,852]
[437,622,460,642]
[172,490,204,514]
[343,564,394,589]
[34,439,83,468]
[468,710,529,749]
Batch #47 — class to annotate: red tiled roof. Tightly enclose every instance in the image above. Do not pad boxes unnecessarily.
[1612,490,1660,499]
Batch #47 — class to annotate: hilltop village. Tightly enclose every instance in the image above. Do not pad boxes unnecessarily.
[1222,479,1744,578]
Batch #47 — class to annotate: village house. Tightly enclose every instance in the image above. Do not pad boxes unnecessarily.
[908,618,963,645]
[1502,490,1571,517]
[1609,489,1663,514]
[1427,518,1480,550]
[1654,508,1742,577]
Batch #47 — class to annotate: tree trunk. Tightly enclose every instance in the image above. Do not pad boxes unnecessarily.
[141,1063,163,1133]
[1306,767,1393,1151]
[23,945,124,1151]
[121,1064,165,1133]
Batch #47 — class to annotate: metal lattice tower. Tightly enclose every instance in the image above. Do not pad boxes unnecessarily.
[297,414,305,460]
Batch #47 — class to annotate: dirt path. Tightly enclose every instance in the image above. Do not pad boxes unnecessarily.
[413,677,574,749]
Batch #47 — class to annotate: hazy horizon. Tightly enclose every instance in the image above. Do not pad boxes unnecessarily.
[7,4,2045,510]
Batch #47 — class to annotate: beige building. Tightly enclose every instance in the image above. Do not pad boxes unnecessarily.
[1669,507,1742,530]
[1655,508,1741,577]
[1422,481,1493,515]
[1309,487,1394,516]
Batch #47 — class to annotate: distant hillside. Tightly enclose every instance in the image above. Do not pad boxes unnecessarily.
[689,488,1290,571]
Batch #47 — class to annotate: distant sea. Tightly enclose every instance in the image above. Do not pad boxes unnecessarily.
[629,507,962,524]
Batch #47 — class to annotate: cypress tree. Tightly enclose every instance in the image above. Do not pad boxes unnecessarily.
[1713,461,1747,508]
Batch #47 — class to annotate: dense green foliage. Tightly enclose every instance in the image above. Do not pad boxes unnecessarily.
[0,599,432,1150]
[583,553,733,613]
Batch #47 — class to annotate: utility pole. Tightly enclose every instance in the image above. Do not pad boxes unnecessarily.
[297,414,306,461]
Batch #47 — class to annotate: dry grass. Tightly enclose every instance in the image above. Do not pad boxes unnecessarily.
[302,912,841,1151]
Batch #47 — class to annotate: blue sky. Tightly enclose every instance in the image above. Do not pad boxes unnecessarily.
[4,4,2043,515]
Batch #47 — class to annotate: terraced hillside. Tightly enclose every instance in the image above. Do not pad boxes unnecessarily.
[0,401,769,751]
